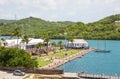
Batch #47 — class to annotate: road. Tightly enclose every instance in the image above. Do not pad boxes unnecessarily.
[0,70,30,79]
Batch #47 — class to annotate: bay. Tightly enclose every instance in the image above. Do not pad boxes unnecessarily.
[53,40,120,76]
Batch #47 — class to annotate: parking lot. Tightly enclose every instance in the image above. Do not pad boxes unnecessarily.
[0,70,30,79]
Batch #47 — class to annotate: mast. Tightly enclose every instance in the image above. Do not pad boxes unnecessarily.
[104,40,106,50]
[97,40,99,49]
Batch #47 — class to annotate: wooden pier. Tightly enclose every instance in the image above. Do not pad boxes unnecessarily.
[78,73,120,79]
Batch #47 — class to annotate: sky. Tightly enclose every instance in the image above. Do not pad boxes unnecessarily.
[0,0,120,23]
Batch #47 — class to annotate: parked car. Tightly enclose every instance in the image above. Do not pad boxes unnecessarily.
[13,70,25,76]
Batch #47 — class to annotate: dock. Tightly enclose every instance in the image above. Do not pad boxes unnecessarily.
[30,72,120,79]
[78,73,120,79]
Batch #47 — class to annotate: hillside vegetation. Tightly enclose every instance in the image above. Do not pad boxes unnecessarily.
[0,14,120,40]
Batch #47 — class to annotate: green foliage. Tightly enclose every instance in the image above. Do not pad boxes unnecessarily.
[1,14,120,39]
[22,34,30,44]
[36,42,43,49]
[58,41,63,49]
[0,47,38,68]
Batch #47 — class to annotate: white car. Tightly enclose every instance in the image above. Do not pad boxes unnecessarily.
[13,70,25,76]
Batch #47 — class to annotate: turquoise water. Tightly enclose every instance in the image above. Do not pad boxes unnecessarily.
[0,36,9,39]
[53,40,120,76]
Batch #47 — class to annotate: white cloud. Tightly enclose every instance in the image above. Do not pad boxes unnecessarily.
[114,7,120,13]
[0,0,120,23]
[68,12,76,16]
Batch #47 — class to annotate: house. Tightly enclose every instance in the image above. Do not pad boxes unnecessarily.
[115,20,120,24]
[66,39,89,49]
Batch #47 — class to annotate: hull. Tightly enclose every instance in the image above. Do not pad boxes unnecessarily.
[95,49,111,53]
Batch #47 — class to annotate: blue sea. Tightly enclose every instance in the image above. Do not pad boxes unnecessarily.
[51,39,120,76]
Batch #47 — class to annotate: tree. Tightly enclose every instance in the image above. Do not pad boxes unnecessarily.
[58,41,63,49]
[51,42,56,47]
[11,27,22,48]
[70,39,74,48]
[36,42,43,49]
[21,34,29,44]
[0,47,38,68]
[44,37,50,48]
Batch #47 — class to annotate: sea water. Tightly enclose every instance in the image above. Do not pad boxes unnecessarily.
[52,39,120,76]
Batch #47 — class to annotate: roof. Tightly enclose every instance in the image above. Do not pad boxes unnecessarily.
[27,38,44,45]
[5,38,44,46]
[68,39,88,44]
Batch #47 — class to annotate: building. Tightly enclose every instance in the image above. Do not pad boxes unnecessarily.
[115,20,120,24]
[1,38,48,50]
[66,39,89,49]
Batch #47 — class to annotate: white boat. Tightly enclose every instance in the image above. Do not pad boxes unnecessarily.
[95,40,111,53]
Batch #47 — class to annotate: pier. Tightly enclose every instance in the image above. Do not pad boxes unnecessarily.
[78,73,120,79]
[29,72,120,79]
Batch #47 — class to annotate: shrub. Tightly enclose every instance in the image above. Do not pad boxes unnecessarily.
[0,47,38,68]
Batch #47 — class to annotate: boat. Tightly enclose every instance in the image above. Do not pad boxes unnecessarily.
[95,40,111,53]
[95,49,111,53]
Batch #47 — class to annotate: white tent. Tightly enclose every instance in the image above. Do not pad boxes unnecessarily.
[66,39,88,48]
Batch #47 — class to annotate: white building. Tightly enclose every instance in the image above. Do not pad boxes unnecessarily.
[115,20,120,24]
[1,38,45,50]
[66,39,89,48]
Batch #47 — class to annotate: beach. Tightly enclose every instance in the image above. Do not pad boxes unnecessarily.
[41,48,95,69]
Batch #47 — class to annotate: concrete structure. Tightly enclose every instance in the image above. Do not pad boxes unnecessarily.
[66,39,88,49]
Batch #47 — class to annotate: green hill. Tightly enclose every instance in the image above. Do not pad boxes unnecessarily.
[0,14,120,40]
[65,14,120,40]
[85,14,120,39]
[0,17,75,38]
[0,19,15,26]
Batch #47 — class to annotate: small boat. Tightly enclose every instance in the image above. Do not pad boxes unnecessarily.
[95,40,111,53]
[95,49,111,53]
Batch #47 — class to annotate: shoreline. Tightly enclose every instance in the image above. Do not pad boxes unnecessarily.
[41,48,95,69]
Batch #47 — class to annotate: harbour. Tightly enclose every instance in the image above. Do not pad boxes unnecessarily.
[57,40,120,76]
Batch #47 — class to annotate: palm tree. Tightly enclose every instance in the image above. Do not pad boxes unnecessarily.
[36,42,43,49]
[21,34,29,49]
[70,39,74,48]
[51,42,57,53]
[51,42,56,47]
[44,37,50,48]
[58,41,63,49]
[66,36,73,48]
[11,27,22,48]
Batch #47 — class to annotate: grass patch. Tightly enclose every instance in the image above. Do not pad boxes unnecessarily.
[23,75,30,79]
[37,57,52,67]
[37,49,84,67]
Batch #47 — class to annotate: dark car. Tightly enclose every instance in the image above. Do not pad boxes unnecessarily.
[13,70,25,76]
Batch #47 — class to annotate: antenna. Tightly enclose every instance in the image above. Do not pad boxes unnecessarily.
[15,14,17,27]
[28,17,30,36]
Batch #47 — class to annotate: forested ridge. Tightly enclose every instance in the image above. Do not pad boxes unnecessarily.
[0,14,120,40]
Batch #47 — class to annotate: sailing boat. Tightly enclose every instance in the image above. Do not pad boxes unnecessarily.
[95,40,111,53]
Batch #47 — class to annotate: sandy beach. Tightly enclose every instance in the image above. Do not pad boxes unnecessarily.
[41,48,95,69]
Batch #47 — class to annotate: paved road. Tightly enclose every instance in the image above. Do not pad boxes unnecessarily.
[0,70,29,79]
